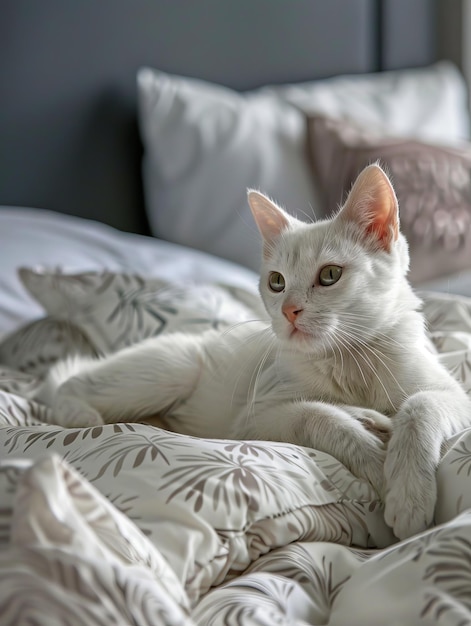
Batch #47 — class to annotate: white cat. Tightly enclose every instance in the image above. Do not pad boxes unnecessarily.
[35,164,471,540]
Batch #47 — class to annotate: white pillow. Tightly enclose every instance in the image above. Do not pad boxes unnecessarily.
[137,62,470,271]
[267,61,470,143]
[137,68,319,271]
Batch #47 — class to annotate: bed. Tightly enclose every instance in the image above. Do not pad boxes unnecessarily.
[2,1,471,623]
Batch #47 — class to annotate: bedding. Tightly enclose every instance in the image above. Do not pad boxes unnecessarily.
[2,209,471,623]
[0,207,259,335]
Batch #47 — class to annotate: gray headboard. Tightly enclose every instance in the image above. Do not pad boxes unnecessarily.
[1,0,437,235]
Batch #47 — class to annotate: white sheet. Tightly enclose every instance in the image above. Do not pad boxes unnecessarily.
[0,207,259,334]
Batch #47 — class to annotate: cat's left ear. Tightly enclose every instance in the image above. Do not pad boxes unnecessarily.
[338,164,399,252]
[247,190,292,246]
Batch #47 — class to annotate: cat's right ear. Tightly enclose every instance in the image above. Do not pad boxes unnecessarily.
[247,190,291,248]
[338,164,399,252]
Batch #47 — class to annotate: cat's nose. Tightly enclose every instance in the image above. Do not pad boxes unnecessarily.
[282,304,304,324]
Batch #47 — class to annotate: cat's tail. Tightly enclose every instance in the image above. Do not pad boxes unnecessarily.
[32,355,99,407]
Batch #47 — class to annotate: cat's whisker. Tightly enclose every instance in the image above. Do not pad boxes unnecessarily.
[295,205,317,224]
[323,335,332,364]
[338,313,409,350]
[343,328,409,404]
[332,332,345,379]
[342,320,406,345]
[229,326,274,408]
[331,332,369,387]
[334,326,401,411]
[341,311,404,348]
[339,321,400,360]
[229,325,273,397]
[221,318,267,337]
[334,329,392,406]
[324,332,340,374]
[339,320,405,367]
[226,323,274,409]
[244,332,278,422]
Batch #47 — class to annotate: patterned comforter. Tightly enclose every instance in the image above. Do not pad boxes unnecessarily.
[1,268,471,625]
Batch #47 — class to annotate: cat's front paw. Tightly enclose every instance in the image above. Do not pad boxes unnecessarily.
[53,394,103,428]
[349,407,392,446]
[383,461,436,540]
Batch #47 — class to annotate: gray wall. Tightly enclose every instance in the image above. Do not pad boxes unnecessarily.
[0,0,439,234]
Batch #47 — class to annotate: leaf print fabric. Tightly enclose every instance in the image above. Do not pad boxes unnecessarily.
[0,420,393,603]
[328,511,471,626]
[18,268,267,353]
[0,455,191,626]
[2,276,471,622]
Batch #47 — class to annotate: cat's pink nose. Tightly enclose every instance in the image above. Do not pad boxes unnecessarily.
[282,304,303,324]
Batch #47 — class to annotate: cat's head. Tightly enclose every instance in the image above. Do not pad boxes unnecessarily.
[248,164,415,355]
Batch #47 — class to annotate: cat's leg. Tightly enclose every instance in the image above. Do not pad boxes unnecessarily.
[43,333,207,428]
[234,401,387,496]
[384,388,471,540]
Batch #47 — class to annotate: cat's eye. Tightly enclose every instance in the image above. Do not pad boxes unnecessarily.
[319,265,342,286]
[268,271,285,292]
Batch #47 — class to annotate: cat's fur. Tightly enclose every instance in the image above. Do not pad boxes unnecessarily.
[35,164,471,540]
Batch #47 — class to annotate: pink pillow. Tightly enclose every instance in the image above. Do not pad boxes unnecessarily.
[307,114,471,284]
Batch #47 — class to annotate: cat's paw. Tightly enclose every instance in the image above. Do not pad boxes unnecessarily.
[383,461,436,540]
[349,407,392,446]
[53,395,103,428]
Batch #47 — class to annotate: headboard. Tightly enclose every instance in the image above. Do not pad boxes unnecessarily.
[0,0,439,235]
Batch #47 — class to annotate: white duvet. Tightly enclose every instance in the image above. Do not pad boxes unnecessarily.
[2,207,471,624]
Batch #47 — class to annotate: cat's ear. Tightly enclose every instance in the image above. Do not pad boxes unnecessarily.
[247,190,291,245]
[338,164,399,252]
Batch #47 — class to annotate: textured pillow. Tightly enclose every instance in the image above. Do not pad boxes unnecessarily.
[307,114,471,285]
[137,63,470,272]
[18,268,267,354]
